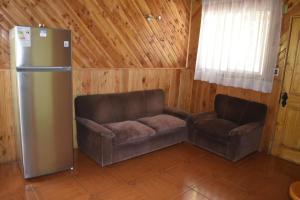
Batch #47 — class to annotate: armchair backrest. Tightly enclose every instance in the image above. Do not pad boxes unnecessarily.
[75,89,165,124]
[214,94,267,125]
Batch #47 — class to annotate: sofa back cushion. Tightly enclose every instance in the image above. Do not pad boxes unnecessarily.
[214,94,267,124]
[75,89,165,124]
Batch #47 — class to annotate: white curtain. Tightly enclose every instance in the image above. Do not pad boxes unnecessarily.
[195,0,282,93]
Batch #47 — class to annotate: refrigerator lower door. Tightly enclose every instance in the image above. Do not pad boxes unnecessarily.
[17,69,73,178]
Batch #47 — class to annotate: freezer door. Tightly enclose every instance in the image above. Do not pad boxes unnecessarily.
[17,70,73,178]
[14,26,71,67]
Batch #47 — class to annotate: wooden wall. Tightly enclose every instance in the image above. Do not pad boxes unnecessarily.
[0,0,192,163]
[73,68,194,110]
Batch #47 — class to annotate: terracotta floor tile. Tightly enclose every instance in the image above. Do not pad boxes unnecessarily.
[138,143,208,171]
[163,160,213,188]
[173,189,209,200]
[92,183,149,200]
[103,156,161,182]
[248,154,300,180]
[199,153,241,176]
[0,185,38,200]
[132,172,190,200]
[74,166,128,195]
[31,173,90,200]
[0,143,298,200]
[222,155,298,196]
[192,177,249,200]
[241,172,292,200]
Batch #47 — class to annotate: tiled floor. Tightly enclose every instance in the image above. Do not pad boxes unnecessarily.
[0,143,299,200]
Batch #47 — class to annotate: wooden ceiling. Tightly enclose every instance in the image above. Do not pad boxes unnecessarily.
[0,0,190,69]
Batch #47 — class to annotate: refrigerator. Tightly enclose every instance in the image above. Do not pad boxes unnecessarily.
[9,26,74,179]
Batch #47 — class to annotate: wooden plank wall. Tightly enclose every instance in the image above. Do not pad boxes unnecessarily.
[73,68,194,110]
[0,0,192,163]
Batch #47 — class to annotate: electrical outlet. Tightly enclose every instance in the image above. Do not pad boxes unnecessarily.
[274,68,280,76]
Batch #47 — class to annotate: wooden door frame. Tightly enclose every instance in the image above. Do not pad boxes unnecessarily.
[281,16,300,91]
[270,15,300,154]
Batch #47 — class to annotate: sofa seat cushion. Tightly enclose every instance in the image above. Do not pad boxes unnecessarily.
[103,121,156,146]
[138,114,186,135]
[195,119,238,140]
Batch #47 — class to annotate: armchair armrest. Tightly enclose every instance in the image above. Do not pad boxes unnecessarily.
[187,112,217,130]
[189,112,218,122]
[163,107,189,120]
[227,122,264,161]
[187,112,218,124]
[76,117,115,138]
[229,122,263,136]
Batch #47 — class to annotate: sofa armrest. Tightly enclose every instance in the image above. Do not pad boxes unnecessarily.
[163,107,189,120]
[76,117,115,138]
[229,122,263,136]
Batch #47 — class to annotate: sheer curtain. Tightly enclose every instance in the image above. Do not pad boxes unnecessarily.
[194,0,282,93]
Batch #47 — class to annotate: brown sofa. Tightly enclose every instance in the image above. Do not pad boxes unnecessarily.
[75,89,188,166]
[187,94,267,161]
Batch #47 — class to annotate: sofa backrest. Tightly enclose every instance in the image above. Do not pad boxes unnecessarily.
[214,94,267,125]
[75,89,165,124]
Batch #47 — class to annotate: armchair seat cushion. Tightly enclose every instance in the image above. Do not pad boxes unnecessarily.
[138,114,186,135]
[196,119,239,140]
[104,121,156,146]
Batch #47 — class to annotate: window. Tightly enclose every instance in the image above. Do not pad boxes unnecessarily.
[195,0,282,93]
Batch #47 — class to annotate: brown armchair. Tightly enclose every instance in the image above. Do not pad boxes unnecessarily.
[187,94,267,161]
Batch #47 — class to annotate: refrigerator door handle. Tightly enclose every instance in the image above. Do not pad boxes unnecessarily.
[17,66,72,72]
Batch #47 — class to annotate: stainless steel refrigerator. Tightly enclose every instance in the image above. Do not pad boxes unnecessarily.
[9,26,74,179]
